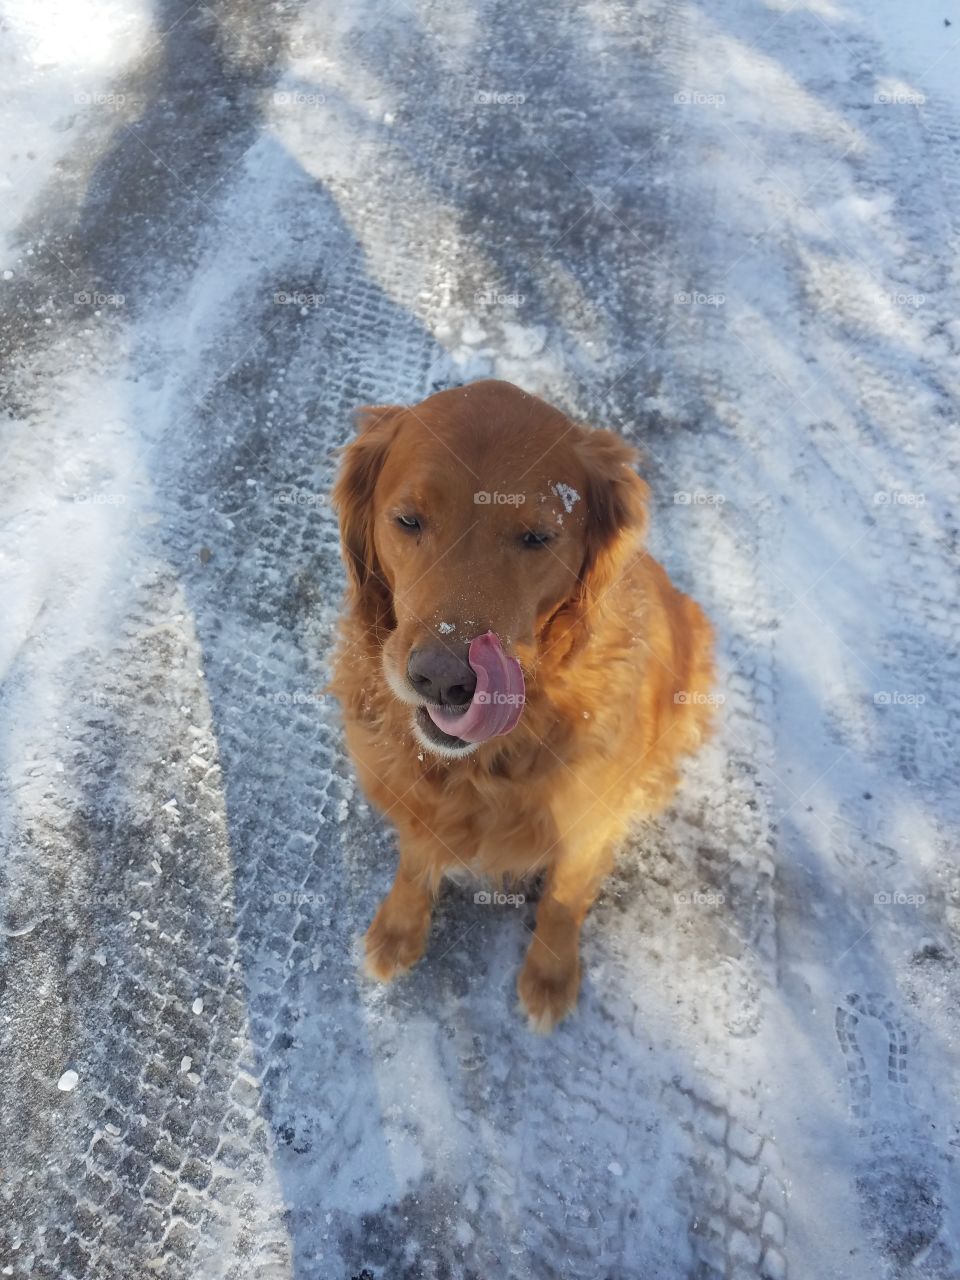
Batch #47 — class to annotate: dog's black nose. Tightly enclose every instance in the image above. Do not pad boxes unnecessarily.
[407,645,477,707]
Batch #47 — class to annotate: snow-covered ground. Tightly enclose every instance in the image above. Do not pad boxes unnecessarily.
[2,1,959,1277]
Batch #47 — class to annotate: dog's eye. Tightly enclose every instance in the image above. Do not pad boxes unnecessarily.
[521,531,552,548]
[396,514,421,531]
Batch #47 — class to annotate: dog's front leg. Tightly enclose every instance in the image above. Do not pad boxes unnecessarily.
[517,838,616,1032]
[363,833,441,982]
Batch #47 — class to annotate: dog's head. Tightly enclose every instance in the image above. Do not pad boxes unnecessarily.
[332,380,648,758]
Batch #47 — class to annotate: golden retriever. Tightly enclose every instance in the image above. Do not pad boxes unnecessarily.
[331,379,714,1030]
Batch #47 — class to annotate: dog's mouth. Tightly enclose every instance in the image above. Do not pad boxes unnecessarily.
[399,632,526,757]
[414,704,473,751]
[427,632,525,741]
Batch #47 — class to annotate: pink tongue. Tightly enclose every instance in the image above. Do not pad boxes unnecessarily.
[426,631,525,743]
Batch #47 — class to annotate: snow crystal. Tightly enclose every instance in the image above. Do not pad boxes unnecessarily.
[551,482,580,513]
[57,1070,78,1092]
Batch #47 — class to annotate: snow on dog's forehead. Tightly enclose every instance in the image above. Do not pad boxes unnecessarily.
[385,384,595,518]
[550,482,581,513]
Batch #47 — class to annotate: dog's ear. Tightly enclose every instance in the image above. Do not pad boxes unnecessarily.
[331,404,404,625]
[575,426,649,601]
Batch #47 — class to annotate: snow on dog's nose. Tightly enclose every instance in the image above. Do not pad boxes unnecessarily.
[426,632,525,743]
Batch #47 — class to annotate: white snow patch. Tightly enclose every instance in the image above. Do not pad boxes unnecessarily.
[0,0,151,268]
[551,482,580,513]
[500,320,546,358]
[3,0,150,69]
[864,0,960,109]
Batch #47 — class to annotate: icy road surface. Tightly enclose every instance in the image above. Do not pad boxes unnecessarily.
[2,1,960,1277]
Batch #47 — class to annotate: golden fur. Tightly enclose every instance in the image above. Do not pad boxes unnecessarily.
[330,379,715,1030]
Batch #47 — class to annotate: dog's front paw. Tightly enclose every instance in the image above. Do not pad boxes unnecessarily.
[517,952,581,1033]
[363,902,429,982]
